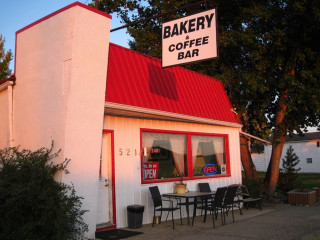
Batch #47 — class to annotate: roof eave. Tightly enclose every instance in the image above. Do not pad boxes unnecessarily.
[105,101,242,128]
[0,76,15,92]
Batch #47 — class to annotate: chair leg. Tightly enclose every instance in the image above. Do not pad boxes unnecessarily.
[221,208,225,225]
[259,200,262,211]
[231,206,235,223]
[203,209,207,223]
[171,211,175,229]
[192,212,195,226]
[212,210,215,228]
[165,211,170,221]
[152,210,155,227]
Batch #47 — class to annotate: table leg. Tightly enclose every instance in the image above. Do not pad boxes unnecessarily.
[192,198,197,226]
[186,198,190,225]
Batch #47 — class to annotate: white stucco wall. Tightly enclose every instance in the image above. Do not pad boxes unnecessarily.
[14,3,111,238]
[252,140,320,173]
[104,115,242,228]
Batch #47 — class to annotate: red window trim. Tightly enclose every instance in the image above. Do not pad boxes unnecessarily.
[140,128,231,184]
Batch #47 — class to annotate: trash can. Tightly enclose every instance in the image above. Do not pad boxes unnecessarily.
[127,204,144,229]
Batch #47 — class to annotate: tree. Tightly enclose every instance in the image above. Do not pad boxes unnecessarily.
[247,0,320,198]
[0,144,88,240]
[277,145,301,196]
[92,0,320,198]
[0,34,12,80]
[92,0,266,181]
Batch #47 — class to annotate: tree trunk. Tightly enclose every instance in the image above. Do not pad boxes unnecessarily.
[264,90,288,199]
[237,112,258,181]
[240,135,259,180]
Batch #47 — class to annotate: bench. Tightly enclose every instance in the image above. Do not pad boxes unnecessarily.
[232,185,262,214]
[242,195,262,211]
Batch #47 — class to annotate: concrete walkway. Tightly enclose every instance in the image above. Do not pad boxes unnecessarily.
[115,203,320,240]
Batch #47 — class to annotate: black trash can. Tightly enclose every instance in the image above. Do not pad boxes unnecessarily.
[127,204,144,229]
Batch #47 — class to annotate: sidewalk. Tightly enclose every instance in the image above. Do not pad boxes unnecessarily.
[119,203,320,240]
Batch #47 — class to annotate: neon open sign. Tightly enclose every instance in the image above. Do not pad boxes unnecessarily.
[202,164,218,176]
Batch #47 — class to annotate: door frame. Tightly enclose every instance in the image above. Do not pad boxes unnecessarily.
[98,129,116,230]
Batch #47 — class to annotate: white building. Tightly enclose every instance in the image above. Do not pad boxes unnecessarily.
[252,132,320,173]
[0,2,243,239]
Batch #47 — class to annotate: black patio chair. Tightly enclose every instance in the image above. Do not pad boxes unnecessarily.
[221,185,239,224]
[198,183,213,214]
[149,186,182,229]
[192,186,227,228]
[199,182,212,192]
[228,184,244,215]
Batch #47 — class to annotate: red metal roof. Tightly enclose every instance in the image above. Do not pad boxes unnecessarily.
[105,43,239,125]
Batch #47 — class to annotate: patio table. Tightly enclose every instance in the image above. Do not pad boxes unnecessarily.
[163,191,216,225]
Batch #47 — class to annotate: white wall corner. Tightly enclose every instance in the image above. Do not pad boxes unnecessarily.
[13,3,111,238]
[62,5,111,238]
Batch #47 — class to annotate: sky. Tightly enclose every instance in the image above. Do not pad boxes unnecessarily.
[0,0,131,71]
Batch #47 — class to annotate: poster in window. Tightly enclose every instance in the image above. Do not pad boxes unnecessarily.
[143,162,159,180]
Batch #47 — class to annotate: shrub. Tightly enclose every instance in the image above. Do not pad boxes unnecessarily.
[0,143,88,240]
[277,145,302,195]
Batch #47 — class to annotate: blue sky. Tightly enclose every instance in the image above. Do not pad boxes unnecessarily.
[0,0,131,72]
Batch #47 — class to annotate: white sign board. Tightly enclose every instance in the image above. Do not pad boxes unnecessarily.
[162,9,217,68]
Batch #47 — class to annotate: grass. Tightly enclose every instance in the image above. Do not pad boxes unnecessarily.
[252,172,320,190]
[298,173,320,190]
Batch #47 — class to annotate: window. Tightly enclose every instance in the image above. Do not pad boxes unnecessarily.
[306,158,312,164]
[317,141,320,147]
[191,135,227,176]
[142,132,187,181]
[141,129,230,184]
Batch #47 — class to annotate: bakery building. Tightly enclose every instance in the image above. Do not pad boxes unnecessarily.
[0,2,242,238]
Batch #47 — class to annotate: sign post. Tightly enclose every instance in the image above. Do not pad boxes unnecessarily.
[162,9,217,68]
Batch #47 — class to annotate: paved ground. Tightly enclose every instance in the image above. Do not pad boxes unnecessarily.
[109,202,320,240]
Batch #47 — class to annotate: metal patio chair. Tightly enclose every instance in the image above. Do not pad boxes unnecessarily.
[199,182,212,192]
[149,186,182,229]
[221,185,239,225]
[198,182,214,214]
[192,186,227,228]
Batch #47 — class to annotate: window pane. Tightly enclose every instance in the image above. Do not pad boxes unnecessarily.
[191,135,226,176]
[142,132,187,181]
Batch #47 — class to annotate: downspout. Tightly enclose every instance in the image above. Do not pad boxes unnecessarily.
[8,83,14,147]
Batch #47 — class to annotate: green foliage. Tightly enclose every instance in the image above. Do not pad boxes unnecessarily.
[0,34,12,80]
[242,178,262,198]
[93,0,320,198]
[0,144,88,240]
[92,0,320,137]
[277,146,302,194]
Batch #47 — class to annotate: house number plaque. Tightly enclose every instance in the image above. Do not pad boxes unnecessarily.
[118,148,139,156]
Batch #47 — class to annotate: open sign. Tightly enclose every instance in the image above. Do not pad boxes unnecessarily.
[143,162,159,180]
[202,164,218,176]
